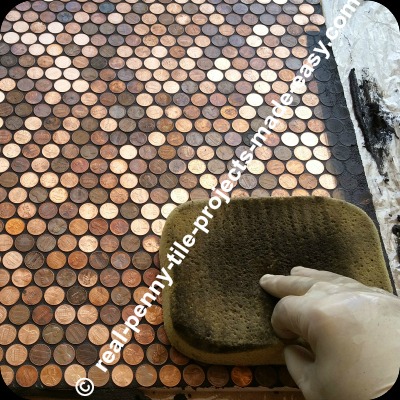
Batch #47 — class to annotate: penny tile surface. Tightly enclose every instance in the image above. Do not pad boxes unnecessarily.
[0,0,378,393]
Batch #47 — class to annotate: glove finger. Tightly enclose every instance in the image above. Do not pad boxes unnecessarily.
[260,274,318,298]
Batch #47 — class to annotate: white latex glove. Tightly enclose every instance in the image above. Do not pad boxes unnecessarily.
[259,266,400,400]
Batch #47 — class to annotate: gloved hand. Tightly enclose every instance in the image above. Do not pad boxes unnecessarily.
[259,266,400,400]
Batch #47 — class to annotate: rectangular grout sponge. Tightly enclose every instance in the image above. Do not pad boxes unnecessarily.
[160,196,394,365]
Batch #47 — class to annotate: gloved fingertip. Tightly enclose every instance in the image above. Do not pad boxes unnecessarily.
[259,274,274,286]
[291,266,305,274]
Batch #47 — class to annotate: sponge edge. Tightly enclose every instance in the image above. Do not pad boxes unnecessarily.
[160,196,393,365]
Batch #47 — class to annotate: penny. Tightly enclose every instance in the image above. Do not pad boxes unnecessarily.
[76,343,98,366]
[207,365,230,387]
[112,364,133,387]
[123,344,144,365]
[9,304,30,325]
[111,286,131,306]
[87,365,109,388]
[0,365,14,385]
[42,323,64,344]
[231,366,253,387]
[0,270,10,287]
[56,269,76,287]
[3,251,23,270]
[34,269,55,287]
[40,364,63,387]
[78,269,97,288]
[69,219,88,236]
[17,324,39,346]
[313,146,332,161]
[0,324,17,345]
[16,365,38,387]
[319,174,338,190]
[286,160,305,175]
[47,251,67,270]
[294,146,313,161]
[55,304,76,325]
[32,305,53,325]
[89,286,109,307]
[345,160,364,176]
[160,365,182,387]
[254,366,278,387]
[66,323,87,345]
[89,252,109,270]
[100,304,120,325]
[299,173,318,190]
[88,324,109,346]
[22,285,42,305]
[308,119,325,133]
[29,344,51,366]
[66,286,87,305]
[146,343,168,366]
[77,304,98,325]
[54,344,75,366]
[135,364,157,387]
[0,285,20,305]
[279,174,298,190]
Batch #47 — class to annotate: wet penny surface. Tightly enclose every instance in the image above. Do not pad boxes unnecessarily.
[0,0,376,392]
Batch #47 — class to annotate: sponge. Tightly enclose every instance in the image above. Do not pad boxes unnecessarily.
[160,196,393,365]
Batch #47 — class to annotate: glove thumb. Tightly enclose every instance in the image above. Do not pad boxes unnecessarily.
[284,345,315,398]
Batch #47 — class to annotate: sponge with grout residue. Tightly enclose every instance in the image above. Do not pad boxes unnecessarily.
[160,196,394,365]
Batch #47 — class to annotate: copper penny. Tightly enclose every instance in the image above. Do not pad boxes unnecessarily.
[9,304,30,325]
[159,365,182,387]
[135,364,158,387]
[207,365,230,387]
[77,305,98,325]
[18,324,40,345]
[40,364,63,387]
[123,344,144,366]
[89,252,109,270]
[183,364,206,387]
[29,344,51,366]
[66,286,87,305]
[78,269,98,287]
[112,364,134,387]
[0,324,17,345]
[56,269,77,288]
[55,304,76,325]
[68,251,88,270]
[88,324,109,346]
[89,287,109,307]
[22,285,43,305]
[32,305,53,325]
[100,304,120,325]
[34,269,55,287]
[66,323,87,345]
[111,286,131,306]
[53,343,75,366]
[42,323,64,344]
[231,366,253,387]
[146,343,168,366]
[76,343,98,366]
[16,365,38,387]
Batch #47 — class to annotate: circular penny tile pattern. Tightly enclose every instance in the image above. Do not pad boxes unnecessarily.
[0,0,375,392]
